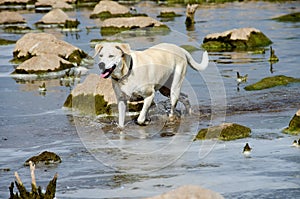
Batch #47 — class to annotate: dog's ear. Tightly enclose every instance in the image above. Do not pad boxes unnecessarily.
[115,43,131,56]
[93,43,103,58]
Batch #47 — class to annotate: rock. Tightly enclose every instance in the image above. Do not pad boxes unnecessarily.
[0,11,25,24]
[0,0,33,8]
[101,16,169,35]
[36,8,79,28]
[24,151,61,166]
[194,123,251,141]
[157,10,182,18]
[13,32,86,65]
[0,38,15,45]
[272,12,300,22]
[145,185,224,199]
[35,0,73,11]
[202,27,272,51]
[14,54,74,74]
[244,75,300,91]
[90,0,130,19]
[283,109,300,135]
[64,74,118,115]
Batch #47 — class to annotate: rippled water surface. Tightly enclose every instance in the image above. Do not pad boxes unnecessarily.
[1,1,300,198]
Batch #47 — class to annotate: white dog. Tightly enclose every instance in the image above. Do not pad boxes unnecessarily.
[94,43,209,127]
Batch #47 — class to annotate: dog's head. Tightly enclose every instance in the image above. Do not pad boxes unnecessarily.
[94,43,131,79]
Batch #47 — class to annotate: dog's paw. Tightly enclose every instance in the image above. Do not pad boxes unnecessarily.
[134,118,151,126]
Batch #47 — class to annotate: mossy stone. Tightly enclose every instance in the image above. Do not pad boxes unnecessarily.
[24,151,61,166]
[180,45,200,53]
[90,12,147,20]
[64,19,80,29]
[64,93,114,115]
[101,25,170,36]
[244,75,300,91]
[283,112,300,135]
[68,50,87,65]
[272,12,300,22]
[157,11,182,18]
[3,26,31,33]
[194,123,251,141]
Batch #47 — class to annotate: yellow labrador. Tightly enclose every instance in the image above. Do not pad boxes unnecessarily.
[94,43,209,127]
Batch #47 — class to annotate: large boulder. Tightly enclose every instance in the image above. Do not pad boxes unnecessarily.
[145,185,224,199]
[202,27,272,51]
[0,11,25,24]
[13,33,86,64]
[283,109,300,135]
[36,8,79,28]
[244,75,300,91]
[64,74,118,115]
[194,123,251,141]
[101,16,169,35]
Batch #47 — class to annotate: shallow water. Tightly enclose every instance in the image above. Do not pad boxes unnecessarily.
[1,1,300,198]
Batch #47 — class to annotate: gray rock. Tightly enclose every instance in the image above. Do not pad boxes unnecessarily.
[145,185,224,199]
[0,11,25,24]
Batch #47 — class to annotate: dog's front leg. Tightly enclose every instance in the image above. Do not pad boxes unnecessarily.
[118,100,126,128]
[137,92,155,125]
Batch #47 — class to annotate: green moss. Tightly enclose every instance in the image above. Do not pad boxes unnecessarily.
[272,12,300,22]
[90,11,147,20]
[244,75,300,91]
[3,26,31,33]
[64,19,80,29]
[157,11,182,18]
[24,151,61,166]
[283,114,300,135]
[180,45,200,53]
[101,25,170,36]
[194,123,251,141]
[0,38,15,45]
[68,50,87,65]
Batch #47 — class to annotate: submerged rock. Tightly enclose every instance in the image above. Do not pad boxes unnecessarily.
[101,16,169,35]
[0,38,15,45]
[272,12,300,22]
[24,151,61,166]
[0,11,25,24]
[244,75,300,91]
[194,123,251,141]
[202,27,272,51]
[13,33,86,64]
[64,74,118,115]
[145,185,224,199]
[283,109,300,135]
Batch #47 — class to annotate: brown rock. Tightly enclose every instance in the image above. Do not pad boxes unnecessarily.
[15,54,74,73]
[91,0,129,16]
[0,11,25,24]
[13,32,83,61]
[35,0,73,10]
[37,8,75,24]
[145,185,224,199]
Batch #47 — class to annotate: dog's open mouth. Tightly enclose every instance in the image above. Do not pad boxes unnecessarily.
[100,65,116,78]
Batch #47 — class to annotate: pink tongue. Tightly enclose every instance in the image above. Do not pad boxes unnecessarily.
[100,71,110,78]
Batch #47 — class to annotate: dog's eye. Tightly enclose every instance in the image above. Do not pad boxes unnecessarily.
[109,55,114,58]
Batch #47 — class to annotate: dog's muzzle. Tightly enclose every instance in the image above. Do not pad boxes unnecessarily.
[99,62,116,78]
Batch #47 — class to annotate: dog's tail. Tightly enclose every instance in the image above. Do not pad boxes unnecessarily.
[185,50,209,71]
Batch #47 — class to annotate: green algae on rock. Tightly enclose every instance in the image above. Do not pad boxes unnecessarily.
[194,123,251,141]
[272,12,300,22]
[202,27,272,51]
[24,151,61,166]
[0,38,15,45]
[244,75,300,91]
[283,110,300,135]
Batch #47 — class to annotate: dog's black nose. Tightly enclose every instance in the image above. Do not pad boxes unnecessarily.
[98,62,105,70]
